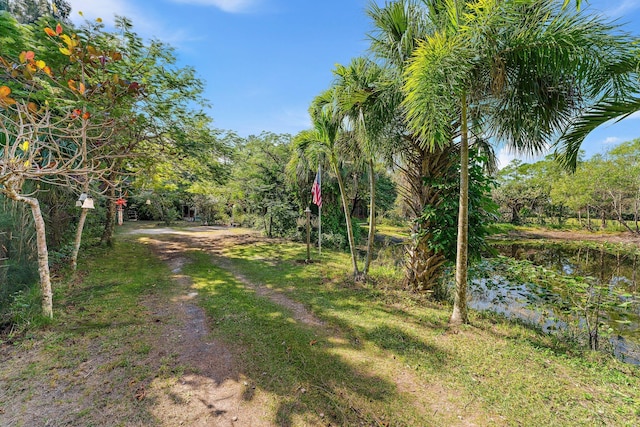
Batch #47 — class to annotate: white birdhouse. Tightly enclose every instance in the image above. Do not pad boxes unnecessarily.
[76,193,88,207]
[81,196,95,209]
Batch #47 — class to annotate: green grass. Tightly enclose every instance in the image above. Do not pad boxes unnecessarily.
[490,220,632,234]
[0,240,175,426]
[372,224,410,240]
[3,230,639,426]
[205,240,640,426]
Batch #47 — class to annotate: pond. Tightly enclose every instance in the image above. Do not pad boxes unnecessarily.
[470,240,640,364]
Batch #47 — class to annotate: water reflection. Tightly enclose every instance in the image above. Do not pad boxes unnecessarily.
[470,241,640,364]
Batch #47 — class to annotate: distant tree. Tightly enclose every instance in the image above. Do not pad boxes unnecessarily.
[230,132,298,237]
[50,0,70,22]
[6,0,49,23]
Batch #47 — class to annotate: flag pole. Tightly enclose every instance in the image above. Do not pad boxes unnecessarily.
[318,164,322,255]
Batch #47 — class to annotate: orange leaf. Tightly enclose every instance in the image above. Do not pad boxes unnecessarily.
[27,102,38,113]
[24,51,35,61]
[112,52,122,61]
[68,79,76,90]
[56,23,63,35]
[43,66,52,76]
[78,82,86,95]
[0,86,16,107]
[44,27,57,37]
[0,96,15,107]
[82,111,91,120]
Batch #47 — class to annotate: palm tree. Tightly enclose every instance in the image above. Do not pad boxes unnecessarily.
[366,0,460,291]
[290,90,362,277]
[332,57,393,276]
[404,0,638,325]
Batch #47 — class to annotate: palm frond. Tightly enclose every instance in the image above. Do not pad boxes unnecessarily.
[555,96,640,170]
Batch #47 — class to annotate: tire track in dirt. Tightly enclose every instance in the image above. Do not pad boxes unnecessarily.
[139,230,274,426]
[137,226,487,426]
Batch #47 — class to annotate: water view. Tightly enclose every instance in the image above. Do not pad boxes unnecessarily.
[471,241,640,364]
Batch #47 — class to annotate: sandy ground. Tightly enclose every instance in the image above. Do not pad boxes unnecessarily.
[500,228,640,247]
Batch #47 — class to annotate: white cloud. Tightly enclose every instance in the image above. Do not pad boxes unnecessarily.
[604,0,640,18]
[496,146,517,170]
[603,136,622,144]
[66,1,198,48]
[66,0,144,27]
[169,0,260,13]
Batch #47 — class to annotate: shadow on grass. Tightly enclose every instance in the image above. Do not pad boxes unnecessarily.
[184,250,449,426]
[226,245,444,315]
[365,324,447,366]
[470,309,581,359]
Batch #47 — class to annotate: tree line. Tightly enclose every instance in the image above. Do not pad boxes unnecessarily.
[2,0,640,327]
[495,139,640,232]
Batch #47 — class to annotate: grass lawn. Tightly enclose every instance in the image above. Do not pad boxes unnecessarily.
[1,228,639,426]
[197,238,640,425]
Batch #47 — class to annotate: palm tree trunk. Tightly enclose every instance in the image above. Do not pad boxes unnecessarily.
[450,93,469,326]
[363,158,376,275]
[333,160,360,277]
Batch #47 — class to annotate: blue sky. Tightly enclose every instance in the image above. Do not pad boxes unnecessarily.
[67,0,640,166]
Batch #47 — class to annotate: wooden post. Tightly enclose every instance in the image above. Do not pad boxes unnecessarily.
[305,207,311,262]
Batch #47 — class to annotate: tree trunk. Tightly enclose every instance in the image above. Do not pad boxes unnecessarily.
[577,209,582,228]
[450,94,469,326]
[363,158,376,276]
[333,159,360,278]
[587,205,592,231]
[511,205,520,225]
[400,140,453,292]
[10,193,53,318]
[71,207,88,271]
[71,180,91,271]
[101,184,116,246]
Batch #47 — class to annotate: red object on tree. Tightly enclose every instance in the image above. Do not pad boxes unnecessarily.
[115,198,127,207]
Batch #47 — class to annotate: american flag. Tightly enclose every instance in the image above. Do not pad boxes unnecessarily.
[311,170,322,207]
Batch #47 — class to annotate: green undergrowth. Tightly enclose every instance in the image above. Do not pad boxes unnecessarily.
[190,240,640,426]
